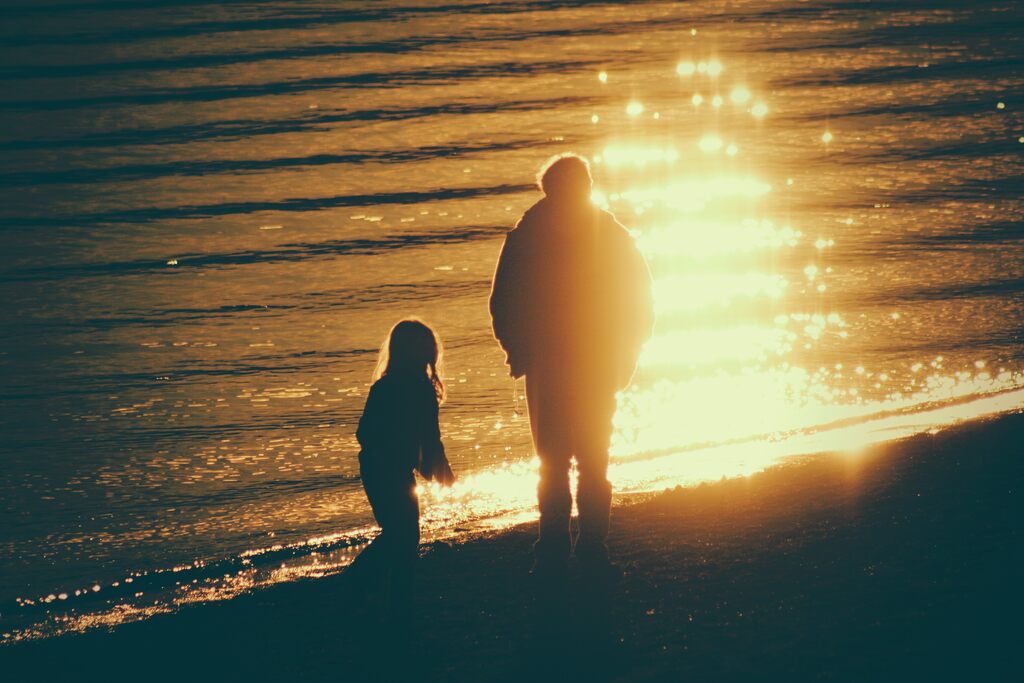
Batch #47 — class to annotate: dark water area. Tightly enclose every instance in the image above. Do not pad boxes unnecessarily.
[1,0,1022,641]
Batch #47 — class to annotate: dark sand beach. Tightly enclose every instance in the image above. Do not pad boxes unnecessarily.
[5,411,1021,681]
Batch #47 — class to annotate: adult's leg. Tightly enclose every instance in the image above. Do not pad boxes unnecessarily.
[573,385,618,564]
[526,371,574,570]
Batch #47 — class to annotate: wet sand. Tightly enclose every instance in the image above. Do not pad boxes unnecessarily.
[5,411,1022,681]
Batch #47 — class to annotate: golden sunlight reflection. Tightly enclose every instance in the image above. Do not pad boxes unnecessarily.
[641,327,794,367]
[416,384,1024,541]
[600,145,680,166]
[639,219,799,257]
[411,60,1024,539]
[652,273,787,313]
[622,177,771,210]
[416,56,1024,537]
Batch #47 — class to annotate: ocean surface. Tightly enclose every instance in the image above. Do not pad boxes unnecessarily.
[1,0,1022,641]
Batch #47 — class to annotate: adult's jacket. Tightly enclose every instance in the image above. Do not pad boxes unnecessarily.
[489,196,654,388]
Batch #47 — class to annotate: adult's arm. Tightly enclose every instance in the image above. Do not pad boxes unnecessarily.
[614,225,656,388]
[489,228,528,378]
[608,213,655,348]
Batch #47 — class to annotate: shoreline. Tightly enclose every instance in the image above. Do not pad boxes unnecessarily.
[4,410,1023,680]
[6,382,1023,645]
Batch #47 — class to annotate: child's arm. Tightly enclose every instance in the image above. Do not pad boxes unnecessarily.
[418,389,455,486]
[356,382,384,450]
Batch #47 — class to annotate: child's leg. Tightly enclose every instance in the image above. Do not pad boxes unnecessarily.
[383,487,420,618]
[348,471,415,590]
[360,474,419,620]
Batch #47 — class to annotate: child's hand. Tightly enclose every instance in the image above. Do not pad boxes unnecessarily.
[434,459,456,487]
[420,445,456,486]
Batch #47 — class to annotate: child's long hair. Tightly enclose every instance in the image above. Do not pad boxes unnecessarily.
[372,319,445,403]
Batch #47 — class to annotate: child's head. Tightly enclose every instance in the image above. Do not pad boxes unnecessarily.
[374,318,445,401]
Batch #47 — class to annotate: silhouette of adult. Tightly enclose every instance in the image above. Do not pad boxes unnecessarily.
[490,153,653,579]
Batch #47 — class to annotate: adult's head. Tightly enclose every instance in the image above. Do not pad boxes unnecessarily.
[537,153,592,202]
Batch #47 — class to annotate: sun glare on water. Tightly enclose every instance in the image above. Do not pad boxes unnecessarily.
[417,55,1024,533]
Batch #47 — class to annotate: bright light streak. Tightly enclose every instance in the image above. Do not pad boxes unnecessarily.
[623,177,771,212]
[602,145,680,167]
[653,273,788,313]
[638,218,799,258]
[641,327,794,368]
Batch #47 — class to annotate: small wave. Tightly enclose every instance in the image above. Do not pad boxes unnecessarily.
[0,185,531,228]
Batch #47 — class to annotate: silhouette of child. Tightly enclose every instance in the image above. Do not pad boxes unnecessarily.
[347,319,455,617]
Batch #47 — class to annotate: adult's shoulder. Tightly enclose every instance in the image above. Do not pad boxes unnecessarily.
[511,198,549,233]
